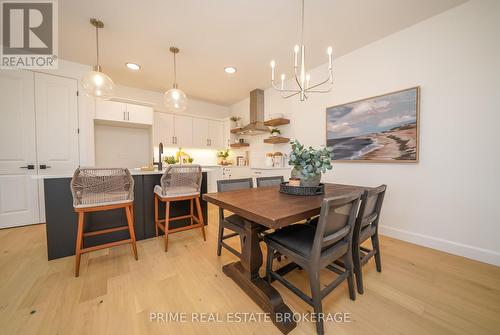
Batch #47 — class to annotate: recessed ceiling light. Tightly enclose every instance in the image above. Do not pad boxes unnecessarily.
[126,62,141,70]
[224,66,237,74]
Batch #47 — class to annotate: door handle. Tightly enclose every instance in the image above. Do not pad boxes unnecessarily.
[39,164,51,169]
[20,164,35,170]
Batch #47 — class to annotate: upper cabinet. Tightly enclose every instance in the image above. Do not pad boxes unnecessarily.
[173,115,193,148]
[209,120,224,148]
[95,100,153,125]
[192,117,210,147]
[153,112,175,146]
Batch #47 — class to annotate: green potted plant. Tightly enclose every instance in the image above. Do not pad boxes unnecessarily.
[270,128,281,137]
[230,116,241,128]
[216,149,230,165]
[163,155,177,165]
[288,140,333,187]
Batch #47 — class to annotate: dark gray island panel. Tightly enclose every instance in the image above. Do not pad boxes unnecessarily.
[44,172,207,260]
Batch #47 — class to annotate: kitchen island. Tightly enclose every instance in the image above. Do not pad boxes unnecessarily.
[43,170,208,260]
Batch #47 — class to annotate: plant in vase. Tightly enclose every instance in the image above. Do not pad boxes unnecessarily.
[270,128,281,137]
[230,116,241,128]
[216,149,230,165]
[288,140,333,187]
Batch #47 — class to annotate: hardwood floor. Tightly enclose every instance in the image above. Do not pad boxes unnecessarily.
[0,205,499,335]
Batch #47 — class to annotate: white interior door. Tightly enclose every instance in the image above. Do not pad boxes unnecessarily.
[0,70,40,228]
[34,73,79,176]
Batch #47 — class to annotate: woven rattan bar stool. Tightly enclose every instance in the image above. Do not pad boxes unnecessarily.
[154,165,206,251]
[70,168,138,277]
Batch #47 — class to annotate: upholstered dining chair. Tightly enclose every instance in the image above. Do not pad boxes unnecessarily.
[264,192,362,335]
[216,178,255,257]
[70,167,138,277]
[352,184,387,294]
[154,165,206,251]
[256,176,284,187]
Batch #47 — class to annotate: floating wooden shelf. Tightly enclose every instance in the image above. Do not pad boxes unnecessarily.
[230,142,250,148]
[264,118,290,127]
[230,127,243,134]
[264,136,290,144]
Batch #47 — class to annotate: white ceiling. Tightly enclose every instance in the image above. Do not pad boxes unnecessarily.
[59,0,466,105]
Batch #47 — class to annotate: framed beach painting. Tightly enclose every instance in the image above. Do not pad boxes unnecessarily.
[326,87,420,162]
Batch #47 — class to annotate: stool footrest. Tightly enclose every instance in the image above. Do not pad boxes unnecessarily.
[83,225,129,237]
[80,239,133,254]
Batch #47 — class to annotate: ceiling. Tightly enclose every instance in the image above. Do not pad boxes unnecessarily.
[59,0,466,105]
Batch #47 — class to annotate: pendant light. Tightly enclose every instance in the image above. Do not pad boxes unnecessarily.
[164,47,188,112]
[82,18,115,99]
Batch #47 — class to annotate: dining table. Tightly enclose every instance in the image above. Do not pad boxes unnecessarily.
[203,183,368,334]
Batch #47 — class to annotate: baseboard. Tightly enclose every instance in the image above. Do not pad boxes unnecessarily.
[379,225,500,267]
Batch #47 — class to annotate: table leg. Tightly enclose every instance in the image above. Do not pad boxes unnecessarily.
[222,219,296,334]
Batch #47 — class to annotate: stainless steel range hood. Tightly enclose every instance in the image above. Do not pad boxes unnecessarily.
[238,89,270,135]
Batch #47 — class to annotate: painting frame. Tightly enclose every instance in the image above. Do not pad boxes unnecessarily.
[325,86,420,163]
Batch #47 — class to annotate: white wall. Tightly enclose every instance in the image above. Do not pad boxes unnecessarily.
[230,0,500,265]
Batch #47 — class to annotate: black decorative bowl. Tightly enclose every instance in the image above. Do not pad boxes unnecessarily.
[279,182,325,196]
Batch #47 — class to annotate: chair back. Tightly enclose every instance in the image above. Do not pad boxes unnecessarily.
[354,184,387,240]
[71,167,134,208]
[256,176,284,187]
[160,164,202,195]
[311,192,362,260]
[217,178,253,192]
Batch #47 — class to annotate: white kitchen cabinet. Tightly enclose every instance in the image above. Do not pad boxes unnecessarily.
[95,100,153,125]
[153,112,175,146]
[209,120,224,148]
[95,100,127,122]
[174,115,193,147]
[127,104,153,125]
[192,117,210,147]
[223,119,231,148]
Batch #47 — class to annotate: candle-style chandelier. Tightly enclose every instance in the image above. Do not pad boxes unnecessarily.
[270,0,333,101]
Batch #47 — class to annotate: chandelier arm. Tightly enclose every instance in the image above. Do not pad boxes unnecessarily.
[294,72,303,91]
[304,76,331,91]
[271,81,300,93]
[283,91,302,99]
[305,87,333,94]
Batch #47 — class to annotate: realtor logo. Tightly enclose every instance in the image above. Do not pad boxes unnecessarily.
[1,0,58,68]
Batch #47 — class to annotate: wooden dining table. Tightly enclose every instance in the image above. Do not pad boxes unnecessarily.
[203,183,367,334]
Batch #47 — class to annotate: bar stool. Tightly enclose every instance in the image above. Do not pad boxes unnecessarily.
[154,165,206,251]
[70,167,138,277]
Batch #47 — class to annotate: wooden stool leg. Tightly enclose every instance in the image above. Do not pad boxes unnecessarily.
[164,201,170,252]
[195,197,206,241]
[125,205,138,260]
[75,211,85,277]
[154,194,159,237]
[190,198,194,225]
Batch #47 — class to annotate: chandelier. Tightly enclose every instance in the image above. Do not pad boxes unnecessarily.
[164,47,188,113]
[270,0,333,101]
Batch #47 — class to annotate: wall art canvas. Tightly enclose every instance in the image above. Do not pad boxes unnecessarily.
[326,87,419,162]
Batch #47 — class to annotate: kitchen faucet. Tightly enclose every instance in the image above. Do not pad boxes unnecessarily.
[153,142,163,171]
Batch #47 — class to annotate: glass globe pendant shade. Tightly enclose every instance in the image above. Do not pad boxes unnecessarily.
[82,68,115,100]
[164,88,187,113]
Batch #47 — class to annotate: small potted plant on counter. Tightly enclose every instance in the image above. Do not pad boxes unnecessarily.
[270,128,281,137]
[163,155,177,165]
[288,140,333,187]
[216,149,230,165]
[230,116,241,128]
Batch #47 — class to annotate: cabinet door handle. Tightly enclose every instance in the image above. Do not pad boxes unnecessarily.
[39,164,51,169]
[123,111,126,120]
[20,164,35,170]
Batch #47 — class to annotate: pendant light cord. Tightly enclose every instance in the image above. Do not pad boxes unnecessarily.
[173,52,177,88]
[95,25,100,68]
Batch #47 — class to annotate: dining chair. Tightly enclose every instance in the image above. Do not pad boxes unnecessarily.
[256,176,284,187]
[264,192,362,335]
[216,178,254,257]
[352,184,387,294]
[154,165,206,252]
[70,167,138,277]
